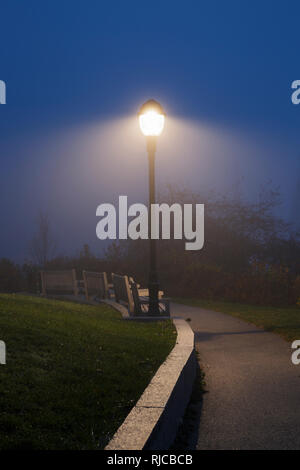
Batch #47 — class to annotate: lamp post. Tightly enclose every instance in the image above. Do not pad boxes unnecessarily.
[138,99,165,315]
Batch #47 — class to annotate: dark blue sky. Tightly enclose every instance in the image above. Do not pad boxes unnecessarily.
[0,1,299,261]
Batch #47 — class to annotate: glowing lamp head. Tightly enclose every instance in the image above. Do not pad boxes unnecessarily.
[138,99,165,136]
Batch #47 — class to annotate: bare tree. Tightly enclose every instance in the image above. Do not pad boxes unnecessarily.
[29,212,56,267]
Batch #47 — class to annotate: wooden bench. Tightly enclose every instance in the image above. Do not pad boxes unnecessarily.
[127,277,164,298]
[112,274,169,316]
[130,281,170,316]
[112,274,134,314]
[82,271,109,300]
[40,269,78,296]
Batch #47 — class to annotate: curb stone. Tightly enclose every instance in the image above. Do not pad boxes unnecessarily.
[105,317,196,450]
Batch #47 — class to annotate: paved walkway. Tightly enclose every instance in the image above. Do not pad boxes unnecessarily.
[171,302,300,450]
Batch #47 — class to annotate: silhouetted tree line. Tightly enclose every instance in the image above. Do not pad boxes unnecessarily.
[104,183,300,306]
[0,184,299,306]
[0,259,39,293]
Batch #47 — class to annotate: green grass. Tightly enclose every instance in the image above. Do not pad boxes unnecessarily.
[174,297,300,342]
[0,294,176,450]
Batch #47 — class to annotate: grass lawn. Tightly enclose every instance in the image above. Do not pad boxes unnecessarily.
[0,294,176,450]
[174,297,300,342]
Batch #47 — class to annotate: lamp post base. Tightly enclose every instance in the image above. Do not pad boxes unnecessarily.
[148,280,160,316]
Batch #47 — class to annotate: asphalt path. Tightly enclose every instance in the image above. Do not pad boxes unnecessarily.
[171,302,300,449]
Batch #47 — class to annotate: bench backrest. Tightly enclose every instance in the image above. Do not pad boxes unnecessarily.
[40,269,78,296]
[112,274,134,314]
[130,281,142,315]
[82,271,108,300]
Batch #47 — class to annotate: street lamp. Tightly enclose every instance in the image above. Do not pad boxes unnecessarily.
[138,99,165,315]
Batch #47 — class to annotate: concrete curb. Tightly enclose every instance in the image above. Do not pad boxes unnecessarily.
[105,317,196,450]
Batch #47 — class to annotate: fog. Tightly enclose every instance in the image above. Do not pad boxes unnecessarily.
[1,114,299,261]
